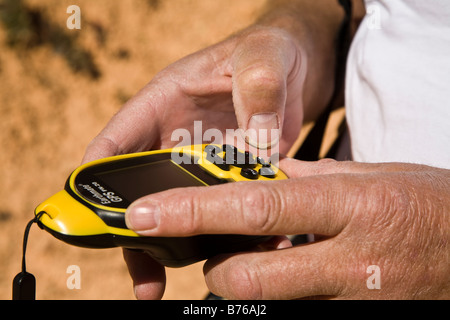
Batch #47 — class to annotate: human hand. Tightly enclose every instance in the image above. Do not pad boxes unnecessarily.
[82,25,306,164]
[125,159,450,299]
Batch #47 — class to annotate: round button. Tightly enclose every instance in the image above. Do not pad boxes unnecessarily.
[240,167,259,180]
[204,144,221,156]
[259,167,276,178]
[222,144,237,154]
[256,156,270,167]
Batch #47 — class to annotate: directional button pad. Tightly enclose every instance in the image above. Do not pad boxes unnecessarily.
[204,144,277,180]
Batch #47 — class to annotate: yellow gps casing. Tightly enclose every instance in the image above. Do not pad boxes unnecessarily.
[35,144,287,267]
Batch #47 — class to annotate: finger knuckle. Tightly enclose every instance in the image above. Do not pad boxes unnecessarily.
[240,184,281,234]
[237,65,284,95]
[226,261,263,300]
[173,192,202,235]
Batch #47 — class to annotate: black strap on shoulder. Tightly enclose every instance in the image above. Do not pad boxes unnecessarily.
[294,0,352,161]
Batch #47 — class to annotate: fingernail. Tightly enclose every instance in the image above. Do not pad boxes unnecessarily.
[126,202,160,232]
[276,238,293,250]
[246,113,280,149]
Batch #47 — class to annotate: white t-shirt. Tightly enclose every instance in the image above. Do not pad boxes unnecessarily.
[345,0,450,169]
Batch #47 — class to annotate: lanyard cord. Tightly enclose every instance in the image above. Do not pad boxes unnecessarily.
[21,212,44,273]
[13,211,45,300]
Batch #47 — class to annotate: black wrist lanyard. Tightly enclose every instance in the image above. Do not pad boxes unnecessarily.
[12,212,45,300]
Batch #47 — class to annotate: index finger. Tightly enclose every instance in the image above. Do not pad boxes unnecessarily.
[124,171,356,237]
[124,159,429,237]
[81,83,167,164]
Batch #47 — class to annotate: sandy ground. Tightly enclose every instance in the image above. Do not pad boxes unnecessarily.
[0,0,344,300]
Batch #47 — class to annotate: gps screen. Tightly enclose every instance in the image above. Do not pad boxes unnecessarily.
[94,160,206,202]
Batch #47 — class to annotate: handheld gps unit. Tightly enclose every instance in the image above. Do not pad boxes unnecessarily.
[35,144,288,267]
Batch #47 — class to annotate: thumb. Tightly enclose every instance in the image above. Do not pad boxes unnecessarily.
[231,27,301,149]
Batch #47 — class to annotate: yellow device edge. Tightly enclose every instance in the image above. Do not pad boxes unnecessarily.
[35,144,287,237]
[35,190,138,237]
